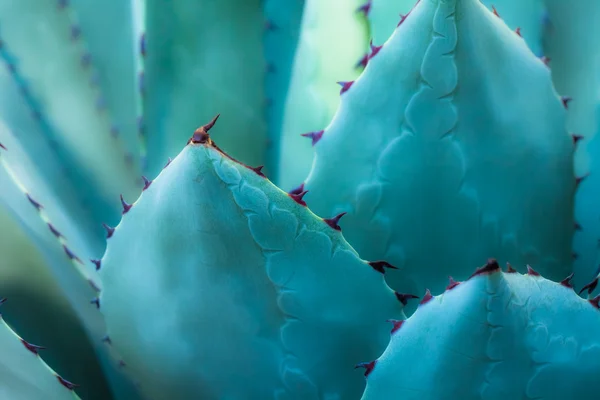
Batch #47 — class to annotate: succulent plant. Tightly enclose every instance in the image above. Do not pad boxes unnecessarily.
[1,0,600,399]
[360,260,600,400]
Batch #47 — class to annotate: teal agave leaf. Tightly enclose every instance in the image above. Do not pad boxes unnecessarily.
[361,260,600,399]
[0,0,600,399]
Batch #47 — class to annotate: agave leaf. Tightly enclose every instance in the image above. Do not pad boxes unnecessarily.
[361,261,600,399]
[66,0,143,168]
[264,0,305,175]
[304,0,575,298]
[99,119,406,399]
[0,207,113,400]
[0,125,142,400]
[543,0,600,290]
[0,63,104,245]
[276,0,369,190]
[143,0,267,177]
[366,0,418,45]
[480,0,545,56]
[0,302,81,399]
[0,0,141,223]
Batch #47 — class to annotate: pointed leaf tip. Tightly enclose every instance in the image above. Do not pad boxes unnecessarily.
[288,183,305,195]
[369,261,398,274]
[527,265,540,276]
[394,292,418,306]
[191,114,220,144]
[102,223,115,239]
[562,96,572,109]
[289,190,308,206]
[446,276,460,290]
[386,319,405,334]
[354,360,376,377]
[142,176,152,190]
[336,81,354,95]
[579,277,599,295]
[369,40,382,59]
[21,339,46,355]
[419,289,433,306]
[56,375,79,391]
[91,259,101,271]
[589,294,600,309]
[120,195,132,214]
[324,212,347,231]
[356,1,371,16]
[560,273,574,288]
[470,259,501,279]
[356,54,369,69]
[90,298,100,309]
[301,130,324,146]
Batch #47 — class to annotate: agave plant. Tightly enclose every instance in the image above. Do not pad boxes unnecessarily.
[1,0,600,399]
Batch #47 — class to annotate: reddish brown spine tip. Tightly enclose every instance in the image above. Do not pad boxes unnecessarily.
[387,319,405,334]
[572,134,583,145]
[337,81,354,95]
[21,339,45,355]
[120,195,132,214]
[561,96,572,109]
[574,222,582,231]
[395,292,419,305]
[419,289,433,305]
[505,262,517,273]
[102,223,115,238]
[301,130,324,146]
[101,335,112,344]
[48,223,63,238]
[515,27,522,36]
[324,212,347,231]
[289,190,308,206]
[354,360,376,377]
[589,294,600,309]
[63,245,82,264]
[446,276,460,291]
[469,259,501,279]
[397,14,409,27]
[356,53,369,69]
[0,298,6,306]
[288,183,305,195]
[90,297,100,309]
[190,114,220,144]
[491,5,500,17]
[541,56,551,66]
[356,1,371,15]
[26,194,42,210]
[560,273,574,288]
[91,259,101,271]
[164,158,173,169]
[56,375,79,390]
[526,265,540,276]
[579,277,598,295]
[142,176,152,190]
[118,360,127,367]
[251,165,265,177]
[369,260,398,274]
[0,142,6,150]
[369,40,382,59]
